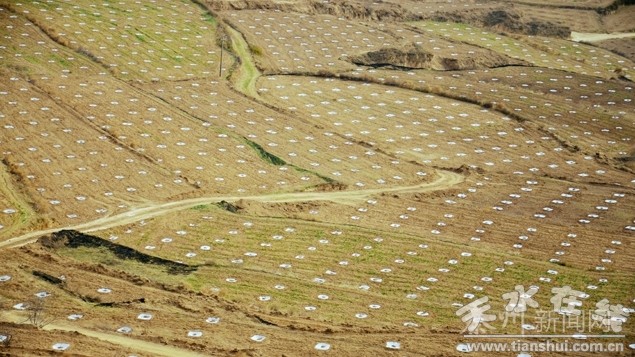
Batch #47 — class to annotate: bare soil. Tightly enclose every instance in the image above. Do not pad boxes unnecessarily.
[0,0,633,356]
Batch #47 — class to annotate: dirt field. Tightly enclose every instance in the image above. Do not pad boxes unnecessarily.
[0,0,634,356]
[594,38,635,62]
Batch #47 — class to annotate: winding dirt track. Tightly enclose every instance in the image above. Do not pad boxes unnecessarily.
[0,170,463,356]
[570,31,635,42]
[0,170,463,250]
[3,311,207,357]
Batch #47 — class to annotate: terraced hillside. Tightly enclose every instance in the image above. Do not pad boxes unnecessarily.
[0,0,633,356]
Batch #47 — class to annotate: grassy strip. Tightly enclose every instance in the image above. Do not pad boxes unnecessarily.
[242,137,340,185]
[225,24,260,97]
[243,137,287,166]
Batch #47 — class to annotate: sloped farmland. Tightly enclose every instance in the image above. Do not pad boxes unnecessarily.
[0,0,634,356]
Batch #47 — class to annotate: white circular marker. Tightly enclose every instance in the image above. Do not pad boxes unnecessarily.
[386,341,400,349]
[251,334,266,342]
[67,314,83,321]
[206,317,220,324]
[137,313,153,321]
[117,326,132,334]
[52,343,70,351]
[34,291,50,298]
[315,342,331,351]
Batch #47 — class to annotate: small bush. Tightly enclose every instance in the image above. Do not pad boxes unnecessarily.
[249,44,263,56]
[26,298,56,329]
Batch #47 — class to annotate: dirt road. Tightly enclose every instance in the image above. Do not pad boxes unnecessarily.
[3,311,207,357]
[571,31,635,42]
[0,170,463,249]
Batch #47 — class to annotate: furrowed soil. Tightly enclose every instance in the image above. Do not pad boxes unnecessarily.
[0,0,633,356]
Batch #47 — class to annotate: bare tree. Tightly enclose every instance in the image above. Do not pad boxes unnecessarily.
[25,298,55,328]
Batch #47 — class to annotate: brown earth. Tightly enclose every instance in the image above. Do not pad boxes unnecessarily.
[347,43,527,71]
[0,0,634,356]
[595,37,635,62]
